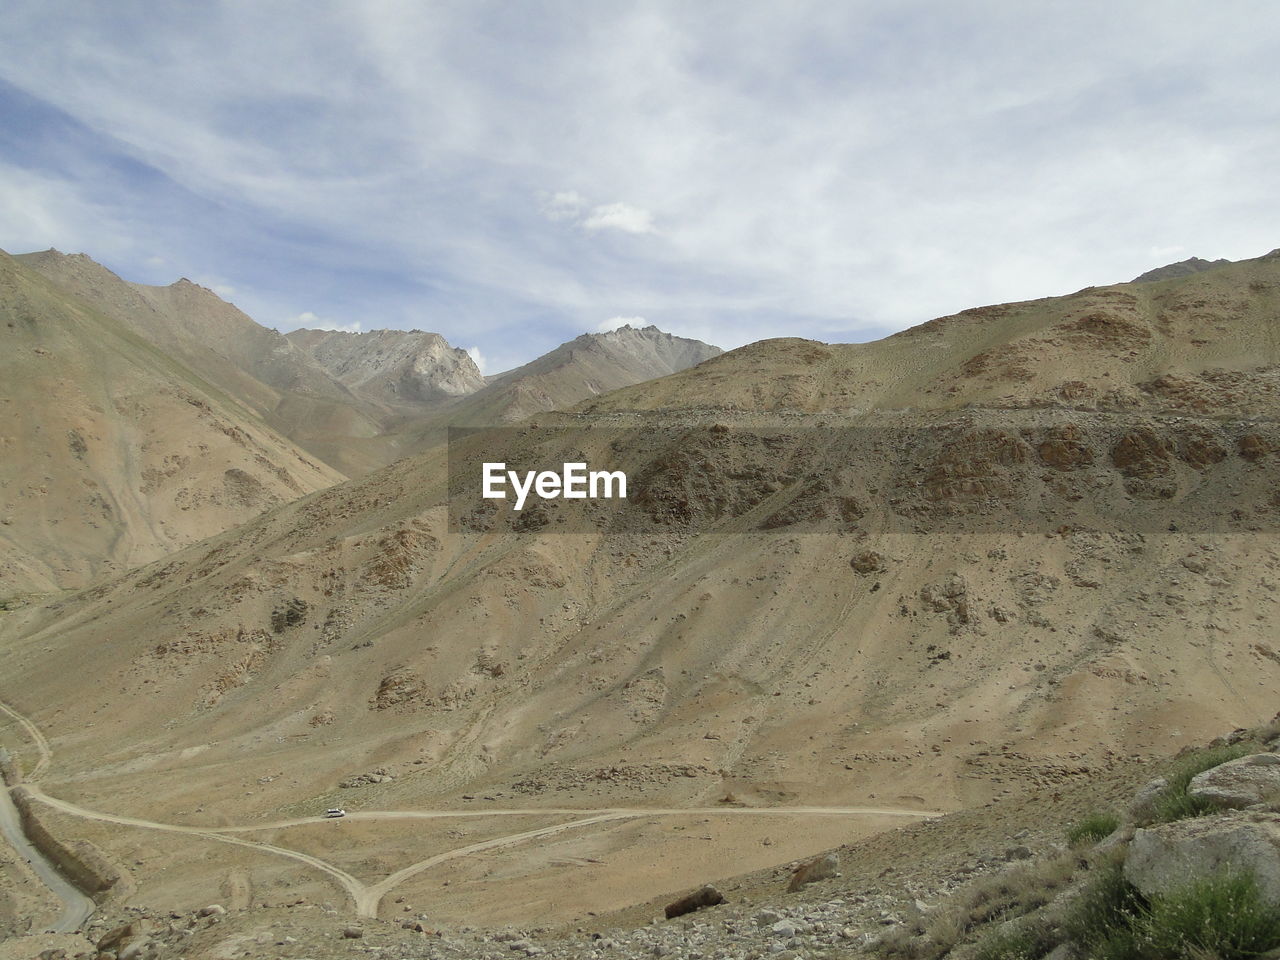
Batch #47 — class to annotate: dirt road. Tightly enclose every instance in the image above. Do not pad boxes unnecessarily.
[2,697,941,919]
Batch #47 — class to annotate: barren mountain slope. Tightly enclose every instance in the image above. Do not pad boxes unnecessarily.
[0,250,344,595]
[2,255,1278,926]
[15,250,395,476]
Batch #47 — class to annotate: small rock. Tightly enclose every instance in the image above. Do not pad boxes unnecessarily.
[342,926,364,939]
[770,920,798,938]
[850,551,887,574]
[197,904,226,917]
[1043,943,1079,960]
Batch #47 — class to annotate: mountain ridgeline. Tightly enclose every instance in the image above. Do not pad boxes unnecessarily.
[0,248,721,593]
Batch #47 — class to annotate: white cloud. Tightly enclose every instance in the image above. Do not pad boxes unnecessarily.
[597,316,645,333]
[287,311,362,333]
[0,163,134,260]
[1148,244,1187,260]
[464,345,487,373]
[541,190,586,221]
[542,192,656,237]
[582,202,655,235]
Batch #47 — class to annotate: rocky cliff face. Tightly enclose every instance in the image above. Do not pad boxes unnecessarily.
[286,328,486,405]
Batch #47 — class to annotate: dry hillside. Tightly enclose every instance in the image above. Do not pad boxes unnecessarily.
[16,250,396,477]
[0,250,344,595]
[1,251,1278,933]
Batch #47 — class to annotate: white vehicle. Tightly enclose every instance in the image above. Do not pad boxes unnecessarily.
[324,808,346,819]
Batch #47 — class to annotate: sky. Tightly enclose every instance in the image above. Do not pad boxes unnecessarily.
[1,2,1277,374]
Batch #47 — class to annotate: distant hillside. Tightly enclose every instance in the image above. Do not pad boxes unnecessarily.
[582,248,1280,417]
[18,251,722,474]
[425,323,722,427]
[16,249,395,476]
[0,249,344,594]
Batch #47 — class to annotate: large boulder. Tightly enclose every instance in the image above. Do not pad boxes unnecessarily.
[1124,811,1280,904]
[1188,753,1280,810]
[664,884,725,919]
[787,852,839,891]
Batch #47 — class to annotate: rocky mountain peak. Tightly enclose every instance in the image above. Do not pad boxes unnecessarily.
[285,326,485,403]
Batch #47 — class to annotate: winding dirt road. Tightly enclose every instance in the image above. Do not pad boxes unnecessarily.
[1,697,942,919]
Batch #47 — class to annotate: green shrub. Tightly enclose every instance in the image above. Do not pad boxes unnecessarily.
[1151,743,1254,823]
[1063,858,1146,950]
[1136,870,1280,959]
[1063,863,1280,960]
[1066,810,1121,846]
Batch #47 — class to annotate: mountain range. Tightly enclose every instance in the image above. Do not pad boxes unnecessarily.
[0,248,719,594]
[1,246,1278,937]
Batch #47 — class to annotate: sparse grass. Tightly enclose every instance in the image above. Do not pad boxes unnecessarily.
[877,852,1078,959]
[1063,857,1147,955]
[1066,810,1121,846]
[1152,743,1254,823]
[1141,871,1280,958]
[970,916,1057,960]
[1063,861,1280,960]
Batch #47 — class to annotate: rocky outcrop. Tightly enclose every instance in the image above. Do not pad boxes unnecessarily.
[1124,811,1280,904]
[286,328,486,405]
[1188,753,1280,810]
